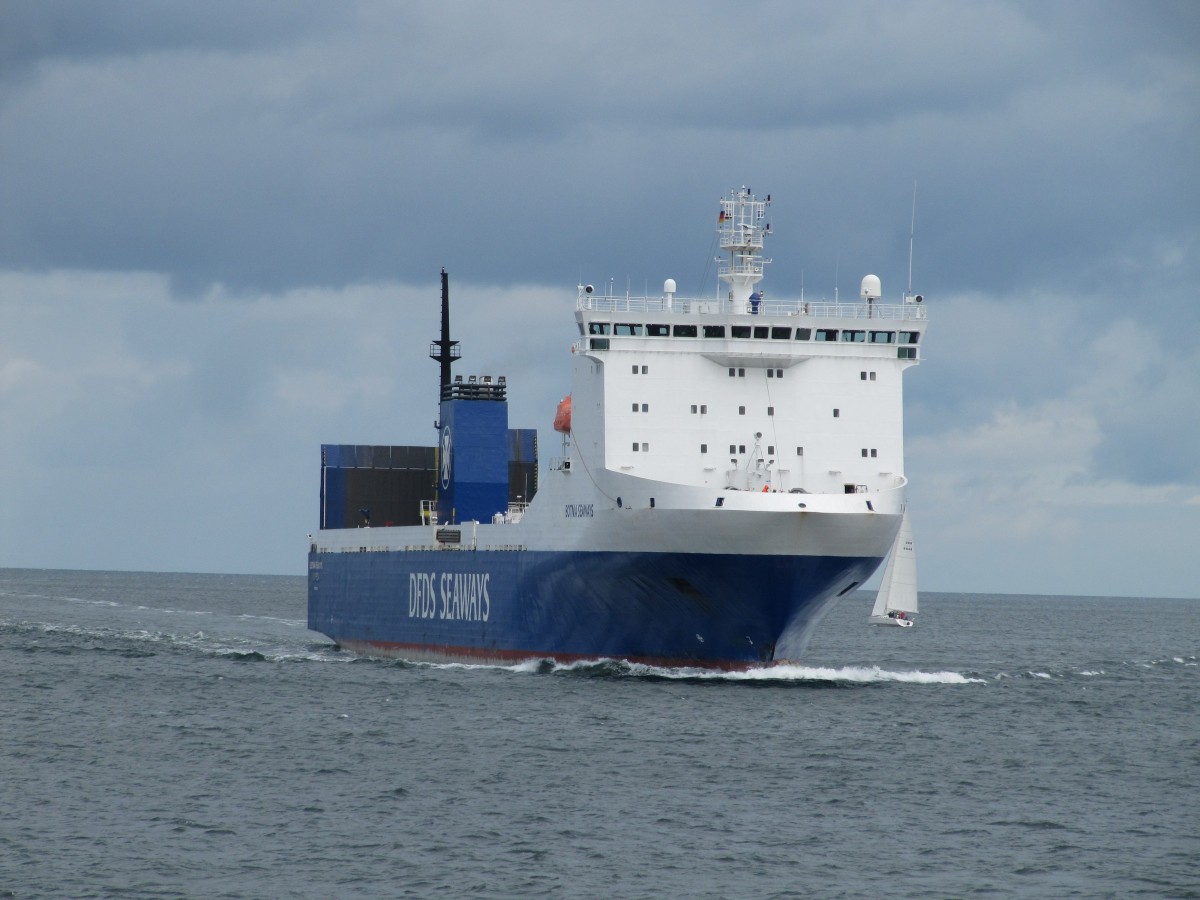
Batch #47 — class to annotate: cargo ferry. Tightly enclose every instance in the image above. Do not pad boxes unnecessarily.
[307,187,927,667]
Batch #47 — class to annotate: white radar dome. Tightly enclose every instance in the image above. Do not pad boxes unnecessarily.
[663,278,677,294]
[860,274,882,301]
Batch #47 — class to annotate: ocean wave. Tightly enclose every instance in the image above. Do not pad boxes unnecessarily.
[62,596,308,631]
[67,597,122,608]
[981,658,1200,681]
[1,618,339,665]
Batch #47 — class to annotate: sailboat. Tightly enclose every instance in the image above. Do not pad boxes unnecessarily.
[870,510,918,627]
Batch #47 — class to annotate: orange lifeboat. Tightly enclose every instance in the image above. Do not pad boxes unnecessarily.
[553,396,572,433]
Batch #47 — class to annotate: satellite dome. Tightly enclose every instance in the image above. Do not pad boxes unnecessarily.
[860,274,881,301]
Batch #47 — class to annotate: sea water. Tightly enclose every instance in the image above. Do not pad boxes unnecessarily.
[1,569,1196,899]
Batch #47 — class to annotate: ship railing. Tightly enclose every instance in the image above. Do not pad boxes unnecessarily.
[716,257,767,276]
[577,295,926,321]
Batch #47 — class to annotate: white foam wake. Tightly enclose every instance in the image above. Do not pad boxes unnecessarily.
[677,663,986,684]
[489,657,987,684]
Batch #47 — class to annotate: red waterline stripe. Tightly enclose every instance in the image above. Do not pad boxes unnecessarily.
[336,638,762,672]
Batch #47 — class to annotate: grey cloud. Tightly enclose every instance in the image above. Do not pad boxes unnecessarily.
[2,1,1196,305]
[0,0,345,78]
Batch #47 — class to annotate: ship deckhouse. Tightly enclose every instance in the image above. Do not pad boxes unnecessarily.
[571,187,926,497]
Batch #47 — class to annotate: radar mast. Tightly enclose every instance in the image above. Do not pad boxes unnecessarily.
[717,187,772,311]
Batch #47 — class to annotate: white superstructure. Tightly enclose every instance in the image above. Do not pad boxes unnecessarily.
[315,187,928,558]
[571,187,926,500]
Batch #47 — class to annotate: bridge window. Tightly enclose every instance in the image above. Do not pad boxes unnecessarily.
[673,324,698,337]
[870,331,894,343]
[614,323,643,336]
[771,327,791,339]
[898,331,920,344]
[815,329,838,341]
[754,326,769,339]
[841,330,866,342]
[588,322,610,335]
[731,325,751,338]
[703,325,726,338]
[646,324,669,336]
[589,338,609,350]
[796,328,812,341]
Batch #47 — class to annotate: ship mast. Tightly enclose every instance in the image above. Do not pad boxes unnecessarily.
[717,187,772,312]
[429,268,461,401]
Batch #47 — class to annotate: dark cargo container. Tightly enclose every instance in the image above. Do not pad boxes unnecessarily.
[320,444,437,529]
[320,434,537,529]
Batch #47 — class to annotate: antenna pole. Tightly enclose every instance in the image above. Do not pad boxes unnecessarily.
[907,181,917,297]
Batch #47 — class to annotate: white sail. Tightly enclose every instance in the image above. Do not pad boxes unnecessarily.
[869,511,917,625]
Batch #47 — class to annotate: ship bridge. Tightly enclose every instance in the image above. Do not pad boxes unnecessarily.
[574,293,926,359]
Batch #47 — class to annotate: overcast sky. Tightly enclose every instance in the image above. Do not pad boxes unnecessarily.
[2,1,1197,597]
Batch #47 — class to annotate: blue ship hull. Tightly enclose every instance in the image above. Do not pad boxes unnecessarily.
[307,548,882,668]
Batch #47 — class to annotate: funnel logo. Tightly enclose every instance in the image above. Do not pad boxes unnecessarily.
[440,426,453,490]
